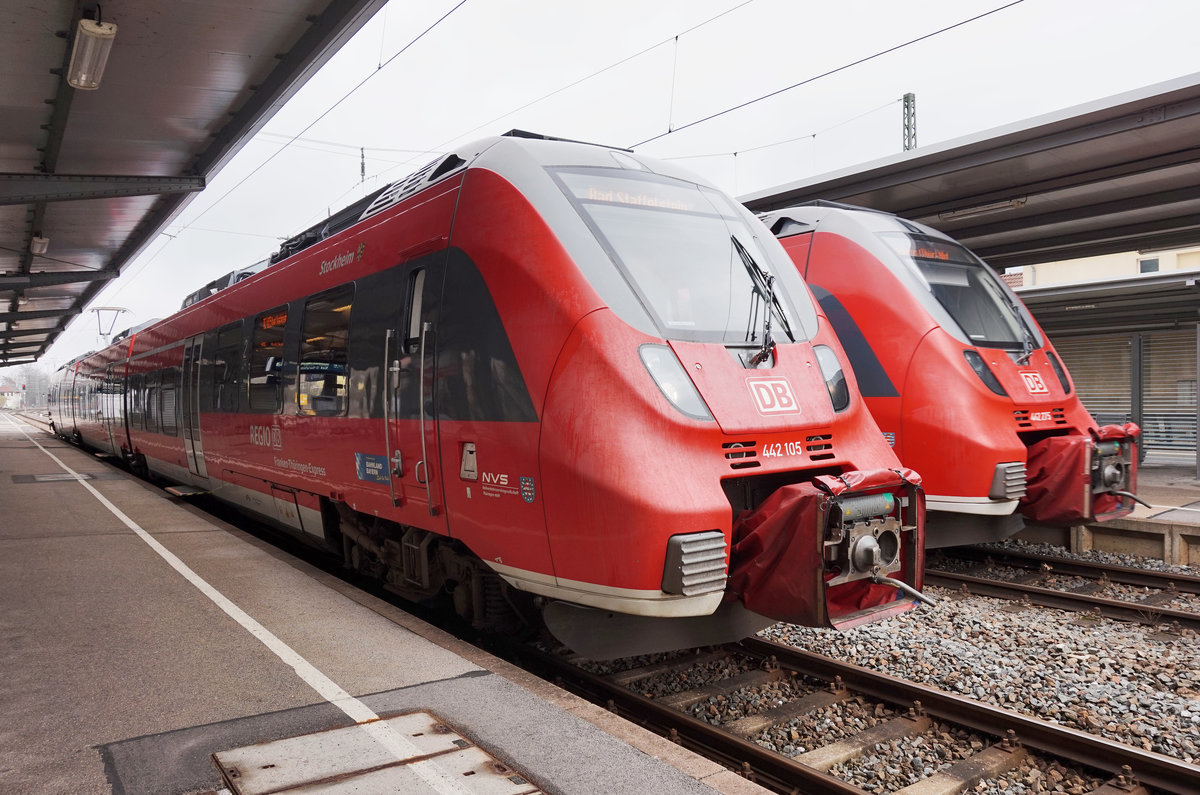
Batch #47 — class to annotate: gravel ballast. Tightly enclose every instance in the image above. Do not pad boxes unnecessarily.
[762,583,1200,763]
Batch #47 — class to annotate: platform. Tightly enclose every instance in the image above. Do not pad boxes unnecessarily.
[0,411,767,795]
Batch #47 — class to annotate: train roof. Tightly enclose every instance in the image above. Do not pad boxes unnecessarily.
[176,131,719,311]
[761,202,956,244]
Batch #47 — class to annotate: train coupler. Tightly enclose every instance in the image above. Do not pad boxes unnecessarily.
[727,467,925,627]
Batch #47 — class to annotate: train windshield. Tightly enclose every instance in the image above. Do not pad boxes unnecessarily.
[551,167,809,344]
[881,232,1033,349]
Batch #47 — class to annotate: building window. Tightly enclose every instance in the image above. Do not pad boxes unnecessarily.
[1139,257,1159,273]
[298,287,352,415]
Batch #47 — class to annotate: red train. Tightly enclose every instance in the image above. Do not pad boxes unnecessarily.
[759,202,1140,547]
[49,133,927,658]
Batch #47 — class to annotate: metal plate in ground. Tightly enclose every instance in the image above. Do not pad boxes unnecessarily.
[11,472,123,483]
[213,711,541,795]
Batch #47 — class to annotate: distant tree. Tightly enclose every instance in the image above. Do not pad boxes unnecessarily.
[15,364,51,408]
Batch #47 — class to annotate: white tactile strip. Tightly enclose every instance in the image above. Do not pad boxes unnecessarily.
[213,710,542,795]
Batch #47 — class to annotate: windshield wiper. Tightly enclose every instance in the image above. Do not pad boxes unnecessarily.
[1012,302,1037,364]
[732,236,792,364]
[749,273,777,365]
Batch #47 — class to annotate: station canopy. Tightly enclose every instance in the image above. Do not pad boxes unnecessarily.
[743,72,1200,272]
[5,11,1200,368]
[0,0,386,367]
[743,73,1200,340]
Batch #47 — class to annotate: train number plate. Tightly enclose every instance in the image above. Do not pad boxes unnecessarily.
[761,440,804,459]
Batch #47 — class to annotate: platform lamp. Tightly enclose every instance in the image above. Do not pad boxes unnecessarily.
[67,14,118,90]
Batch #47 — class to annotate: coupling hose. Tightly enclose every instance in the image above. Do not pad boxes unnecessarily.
[872,571,937,607]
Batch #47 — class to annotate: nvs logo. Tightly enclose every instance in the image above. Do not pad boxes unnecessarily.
[747,377,801,415]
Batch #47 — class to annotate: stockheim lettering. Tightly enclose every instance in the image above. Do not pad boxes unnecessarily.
[250,424,283,449]
[318,249,356,276]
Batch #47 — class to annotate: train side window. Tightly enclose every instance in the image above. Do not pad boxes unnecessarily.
[128,374,144,429]
[161,367,180,435]
[404,268,425,354]
[214,322,243,413]
[249,306,288,412]
[145,373,159,434]
[298,286,352,416]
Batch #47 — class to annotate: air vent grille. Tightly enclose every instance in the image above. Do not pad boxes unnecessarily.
[722,441,760,470]
[989,461,1027,500]
[661,530,728,596]
[806,434,835,461]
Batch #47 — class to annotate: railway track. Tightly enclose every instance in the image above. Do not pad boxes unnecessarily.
[23,414,1198,792]
[514,637,1200,795]
[13,409,52,433]
[927,546,1200,633]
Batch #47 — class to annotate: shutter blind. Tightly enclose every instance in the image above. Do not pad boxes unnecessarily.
[1142,328,1196,453]
[1053,334,1132,425]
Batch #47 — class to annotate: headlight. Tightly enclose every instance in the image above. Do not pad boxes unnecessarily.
[639,344,713,421]
[963,350,1008,397]
[814,345,850,412]
[1047,350,1072,394]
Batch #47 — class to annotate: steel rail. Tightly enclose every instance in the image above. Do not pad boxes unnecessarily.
[513,644,862,795]
[13,411,53,434]
[948,545,1200,594]
[740,637,1200,795]
[925,569,1200,633]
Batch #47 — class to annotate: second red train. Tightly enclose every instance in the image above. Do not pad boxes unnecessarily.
[761,202,1141,548]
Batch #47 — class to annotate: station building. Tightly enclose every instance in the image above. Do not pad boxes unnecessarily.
[1013,249,1200,465]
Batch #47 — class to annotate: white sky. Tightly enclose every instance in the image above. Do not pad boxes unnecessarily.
[41,0,1200,368]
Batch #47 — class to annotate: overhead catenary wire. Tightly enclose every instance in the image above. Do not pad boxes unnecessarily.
[660,98,902,162]
[82,1,1025,322]
[179,0,470,233]
[342,0,1022,189]
[628,0,1025,148]
[293,0,760,227]
[426,0,755,154]
[96,1,471,308]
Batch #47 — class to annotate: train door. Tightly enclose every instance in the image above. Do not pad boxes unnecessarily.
[65,366,80,436]
[383,262,448,531]
[103,363,121,453]
[180,335,208,478]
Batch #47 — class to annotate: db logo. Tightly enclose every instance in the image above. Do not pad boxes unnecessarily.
[1019,371,1049,394]
[747,377,802,415]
